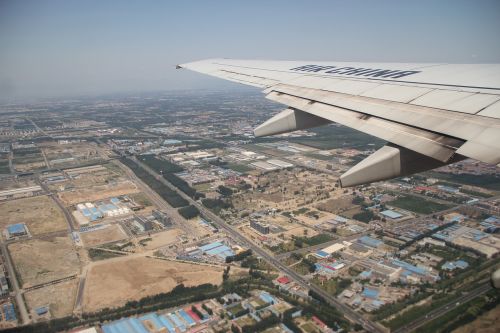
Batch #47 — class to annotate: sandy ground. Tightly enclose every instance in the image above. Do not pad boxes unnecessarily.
[80,225,128,247]
[14,161,46,172]
[281,226,318,239]
[8,236,80,288]
[82,256,225,312]
[140,228,184,250]
[59,180,139,205]
[316,197,356,214]
[0,196,67,236]
[452,304,500,333]
[0,178,37,190]
[24,279,78,318]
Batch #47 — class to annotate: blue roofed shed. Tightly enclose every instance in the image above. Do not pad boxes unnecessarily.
[362,288,379,299]
[7,223,26,235]
[381,210,403,219]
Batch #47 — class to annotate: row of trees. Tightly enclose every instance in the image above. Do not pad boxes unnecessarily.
[178,205,200,219]
[202,198,233,212]
[225,249,252,263]
[139,154,204,200]
[120,157,189,207]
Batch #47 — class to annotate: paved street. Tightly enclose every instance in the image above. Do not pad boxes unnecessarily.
[393,283,492,333]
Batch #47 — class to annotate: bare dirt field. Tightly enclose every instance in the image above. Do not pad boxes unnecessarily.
[24,279,78,318]
[82,256,226,312]
[281,226,318,239]
[295,211,336,226]
[0,196,67,236]
[316,197,356,214]
[140,228,184,250]
[9,236,80,288]
[59,180,139,205]
[0,177,37,190]
[80,225,128,247]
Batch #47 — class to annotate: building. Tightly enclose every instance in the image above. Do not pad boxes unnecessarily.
[0,268,9,295]
[250,220,270,234]
[6,223,28,238]
[266,159,294,169]
[381,210,403,219]
[153,210,172,227]
[358,236,384,248]
[442,260,469,271]
[0,186,43,201]
[251,161,279,172]
[314,242,346,258]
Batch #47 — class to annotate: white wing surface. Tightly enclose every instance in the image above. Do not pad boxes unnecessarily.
[178,59,500,186]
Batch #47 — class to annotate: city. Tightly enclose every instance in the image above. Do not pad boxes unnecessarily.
[0,90,498,332]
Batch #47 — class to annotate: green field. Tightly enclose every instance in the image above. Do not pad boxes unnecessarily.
[389,195,452,214]
[225,163,254,173]
[429,172,500,191]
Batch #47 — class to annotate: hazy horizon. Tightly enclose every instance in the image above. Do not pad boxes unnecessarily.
[1,0,500,101]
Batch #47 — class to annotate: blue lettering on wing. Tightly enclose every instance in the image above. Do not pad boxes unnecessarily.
[291,65,421,78]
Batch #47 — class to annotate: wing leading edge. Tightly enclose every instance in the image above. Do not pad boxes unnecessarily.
[178,59,500,187]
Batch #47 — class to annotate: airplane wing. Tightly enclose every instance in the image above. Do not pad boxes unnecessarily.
[178,59,500,187]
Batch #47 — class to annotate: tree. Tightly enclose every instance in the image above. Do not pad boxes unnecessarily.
[178,205,200,219]
[218,185,233,197]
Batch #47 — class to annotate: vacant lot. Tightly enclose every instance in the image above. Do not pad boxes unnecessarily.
[140,228,183,250]
[316,196,356,214]
[82,256,226,312]
[0,196,67,236]
[9,236,80,288]
[59,180,139,205]
[24,279,78,318]
[80,225,128,247]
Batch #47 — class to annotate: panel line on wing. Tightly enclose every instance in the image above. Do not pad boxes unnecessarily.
[265,90,465,162]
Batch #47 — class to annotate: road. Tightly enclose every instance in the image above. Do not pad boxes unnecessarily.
[39,182,76,232]
[0,241,30,324]
[393,283,492,333]
[132,156,386,333]
[113,159,193,235]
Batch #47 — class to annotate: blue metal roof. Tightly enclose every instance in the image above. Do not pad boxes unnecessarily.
[315,250,329,258]
[7,223,25,234]
[359,270,372,279]
[392,259,427,275]
[484,216,499,224]
[168,313,186,332]
[362,288,379,299]
[259,292,276,304]
[178,309,195,326]
[199,242,223,251]
[139,313,165,331]
[359,236,383,248]
[381,210,403,219]
[205,245,230,255]
[159,315,176,333]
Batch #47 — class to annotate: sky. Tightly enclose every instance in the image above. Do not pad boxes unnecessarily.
[1,0,500,101]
